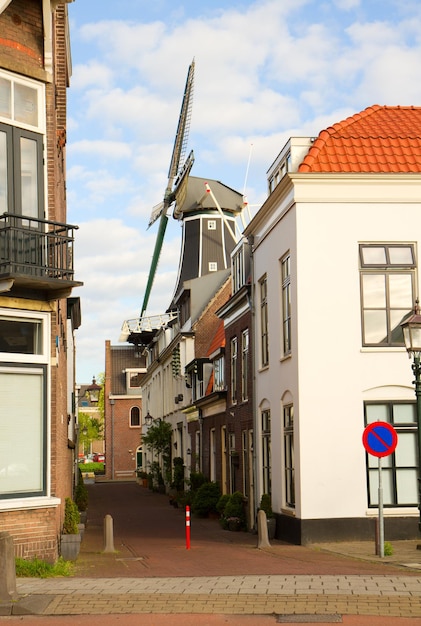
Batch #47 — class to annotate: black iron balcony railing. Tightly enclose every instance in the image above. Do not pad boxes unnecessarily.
[0,213,80,290]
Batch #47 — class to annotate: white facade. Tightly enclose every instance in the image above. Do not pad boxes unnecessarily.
[247,151,421,542]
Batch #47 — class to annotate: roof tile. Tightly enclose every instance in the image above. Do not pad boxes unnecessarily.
[299,105,421,173]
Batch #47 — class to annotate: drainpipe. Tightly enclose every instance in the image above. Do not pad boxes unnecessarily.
[248,233,258,530]
[110,398,115,480]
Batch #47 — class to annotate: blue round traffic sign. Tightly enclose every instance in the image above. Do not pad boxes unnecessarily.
[362,421,398,458]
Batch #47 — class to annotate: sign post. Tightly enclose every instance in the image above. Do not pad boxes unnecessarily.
[362,421,398,558]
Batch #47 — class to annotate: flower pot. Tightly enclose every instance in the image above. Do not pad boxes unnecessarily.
[267,517,276,540]
[60,533,81,561]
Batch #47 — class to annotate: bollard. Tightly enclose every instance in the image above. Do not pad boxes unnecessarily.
[103,514,115,553]
[257,509,271,549]
[0,532,18,601]
[185,505,191,550]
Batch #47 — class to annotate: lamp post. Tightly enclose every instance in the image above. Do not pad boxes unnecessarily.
[401,301,421,534]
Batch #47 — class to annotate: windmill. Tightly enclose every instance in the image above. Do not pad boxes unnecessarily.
[120,60,244,345]
[141,59,196,318]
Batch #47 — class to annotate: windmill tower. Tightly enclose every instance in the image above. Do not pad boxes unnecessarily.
[120,60,244,345]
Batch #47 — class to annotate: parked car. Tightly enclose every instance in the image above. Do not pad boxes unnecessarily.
[92,453,105,463]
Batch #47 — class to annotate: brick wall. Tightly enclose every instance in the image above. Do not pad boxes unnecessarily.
[2,508,58,563]
[0,2,75,561]
[0,0,44,76]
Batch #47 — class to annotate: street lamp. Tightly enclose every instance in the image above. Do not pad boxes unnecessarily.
[144,411,153,427]
[401,301,421,534]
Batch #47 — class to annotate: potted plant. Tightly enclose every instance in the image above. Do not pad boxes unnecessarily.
[60,497,81,561]
[259,493,276,540]
[220,492,246,531]
[74,471,88,525]
[137,469,149,487]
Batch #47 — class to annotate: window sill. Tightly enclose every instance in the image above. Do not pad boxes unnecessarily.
[0,496,61,512]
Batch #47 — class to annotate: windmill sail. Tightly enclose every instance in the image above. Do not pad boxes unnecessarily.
[141,59,195,316]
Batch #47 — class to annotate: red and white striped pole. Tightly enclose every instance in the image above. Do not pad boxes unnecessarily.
[185,505,191,550]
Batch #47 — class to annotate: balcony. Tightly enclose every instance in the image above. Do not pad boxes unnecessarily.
[0,213,82,299]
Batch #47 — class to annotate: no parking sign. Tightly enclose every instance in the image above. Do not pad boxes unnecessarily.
[362,420,398,559]
[362,421,398,458]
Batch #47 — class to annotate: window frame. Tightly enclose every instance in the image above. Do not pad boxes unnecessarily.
[259,275,269,367]
[283,404,295,508]
[359,243,416,347]
[364,401,418,507]
[0,308,50,500]
[241,328,249,402]
[281,253,291,356]
[130,406,141,428]
[261,409,271,495]
[230,336,238,405]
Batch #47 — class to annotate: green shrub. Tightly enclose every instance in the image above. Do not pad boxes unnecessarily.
[15,557,73,578]
[259,493,273,519]
[188,471,207,492]
[221,491,246,530]
[384,541,393,556]
[172,457,185,491]
[63,497,80,534]
[216,494,230,515]
[74,473,88,512]
[78,462,104,474]
[192,481,221,517]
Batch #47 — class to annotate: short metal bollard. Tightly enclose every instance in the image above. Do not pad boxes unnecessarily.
[103,514,115,553]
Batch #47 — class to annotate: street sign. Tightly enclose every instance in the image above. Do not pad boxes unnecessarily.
[362,421,398,458]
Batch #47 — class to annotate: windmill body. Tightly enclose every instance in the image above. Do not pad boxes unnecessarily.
[169,176,243,310]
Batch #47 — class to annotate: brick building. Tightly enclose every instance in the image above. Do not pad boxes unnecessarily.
[104,341,145,480]
[0,0,81,561]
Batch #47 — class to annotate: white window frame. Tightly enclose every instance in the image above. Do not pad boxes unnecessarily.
[0,68,45,133]
[0,308,53,506]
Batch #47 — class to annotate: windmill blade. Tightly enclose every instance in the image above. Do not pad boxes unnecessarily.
[167,59,195,188]
[141,212,168,317]
[141,59,195,316]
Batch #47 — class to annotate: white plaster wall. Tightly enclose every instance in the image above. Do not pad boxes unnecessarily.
[251,174,421,523]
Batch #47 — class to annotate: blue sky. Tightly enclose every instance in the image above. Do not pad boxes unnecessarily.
[67,0,421,383]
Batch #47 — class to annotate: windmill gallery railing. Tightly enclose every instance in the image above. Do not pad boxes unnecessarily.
[0,213,78,281]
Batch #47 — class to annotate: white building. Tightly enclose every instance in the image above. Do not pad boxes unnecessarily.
[245,105,421,543]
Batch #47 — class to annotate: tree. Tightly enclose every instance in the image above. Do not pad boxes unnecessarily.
[78,412,103,455]
[142,420,172,484]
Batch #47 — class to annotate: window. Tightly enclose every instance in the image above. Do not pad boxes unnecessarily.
[209,262,218,272]
[0,308,49,499]
[0,123,44,218]
[207,220,216,230]
[261,409,271,494]
[241,329,249,402]
[281,254,291,355]
[230,337,238,405]
[232,239,250,294]
[0,71,43,131]
[259,276,269,367]
[360,244,415,346]
[365,402,418,507]
[0,71,45,220]
[213,354,225,391]
[130,406,140,427]
[283,405,295,507]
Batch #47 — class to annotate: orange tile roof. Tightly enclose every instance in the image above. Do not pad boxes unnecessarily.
[298,105,421,173]
[207,319,226,356]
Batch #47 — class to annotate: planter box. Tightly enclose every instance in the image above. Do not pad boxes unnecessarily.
[60,533,81,561]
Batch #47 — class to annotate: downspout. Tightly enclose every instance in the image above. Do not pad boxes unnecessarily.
[110,398,115,480]
[248,233,259,530]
